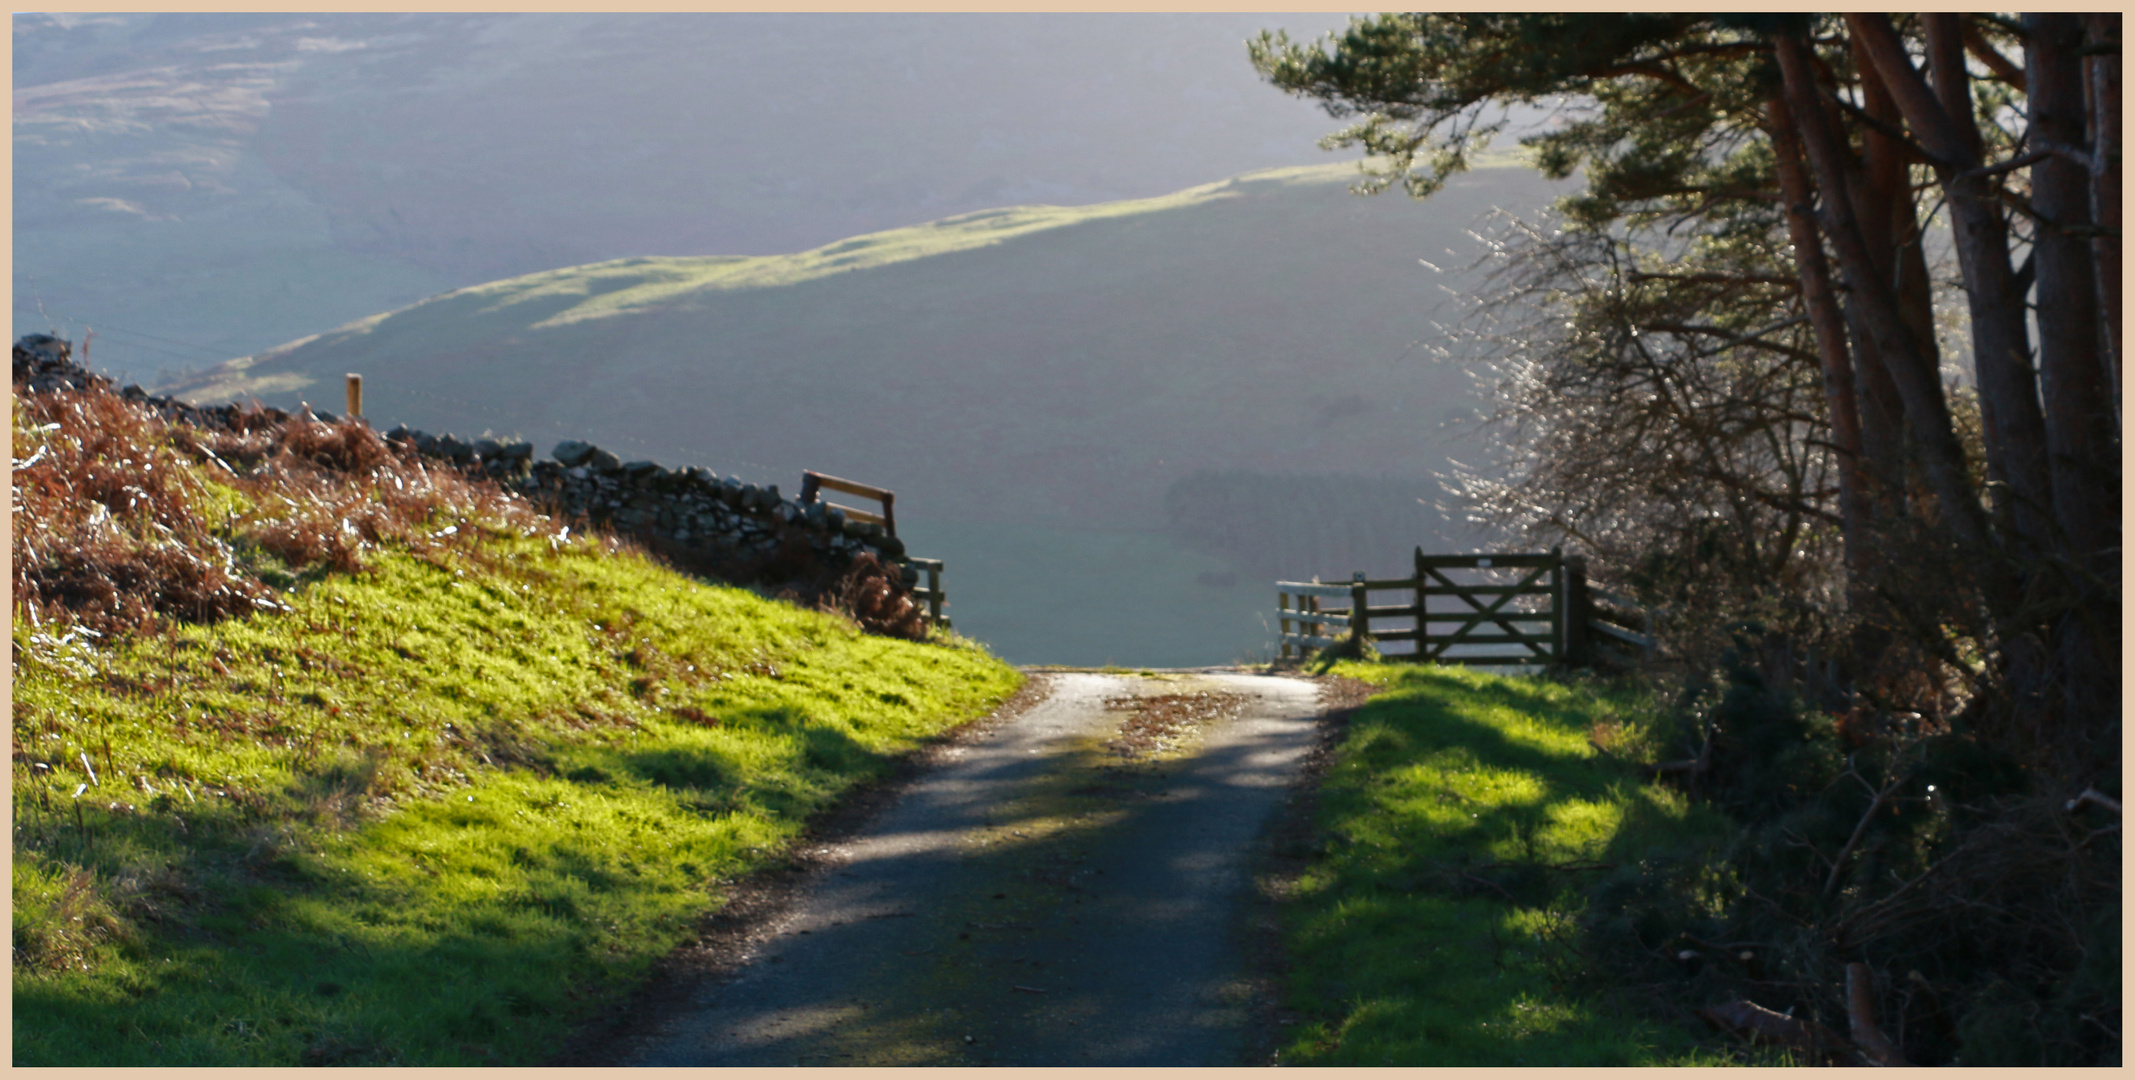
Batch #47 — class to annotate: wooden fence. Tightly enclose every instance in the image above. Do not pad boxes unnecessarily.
[1277,548,1655,667]
[1575,569,1658,668]
[799,470,897,536]
[902,557,948,629]
[798,470,949,628]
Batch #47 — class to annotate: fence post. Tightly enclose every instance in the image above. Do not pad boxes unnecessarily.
[1562,553,1591,668]
[1279,591,1292,660]
[1305,594,1320,659]
[925,562,943,624]
[1547,545,1566,666]
[1351,571,1370,649]
[1413,546,1428,661]
[345,373,363,420]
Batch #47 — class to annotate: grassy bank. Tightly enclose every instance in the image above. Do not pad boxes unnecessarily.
[1272,662,1743,1065]
[12,390,1022,1066]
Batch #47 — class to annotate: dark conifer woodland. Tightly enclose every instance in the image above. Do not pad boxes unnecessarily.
[1255,14,2117,1065]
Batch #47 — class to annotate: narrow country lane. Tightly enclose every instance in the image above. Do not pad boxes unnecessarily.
[615,671,1326,1066]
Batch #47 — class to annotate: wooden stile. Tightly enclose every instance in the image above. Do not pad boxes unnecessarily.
[799,470,897,536]
[798,470,951,628]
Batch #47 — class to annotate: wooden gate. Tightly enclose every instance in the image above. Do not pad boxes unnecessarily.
[1276,548,1656,667]
[1410,550,1563,664]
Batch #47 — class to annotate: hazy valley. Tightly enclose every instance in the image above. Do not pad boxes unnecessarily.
[19,13,1568,664]
[159,163,1567,663]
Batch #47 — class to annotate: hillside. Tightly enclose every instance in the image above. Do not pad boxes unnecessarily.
[158,162,1569,664]
[161,162,1561,530]
[14,12,1353,383]
[12,349,1023,1066]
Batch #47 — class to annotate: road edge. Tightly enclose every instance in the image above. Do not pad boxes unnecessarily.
[1233,672,1382,1066]
[543,671,1058,1066]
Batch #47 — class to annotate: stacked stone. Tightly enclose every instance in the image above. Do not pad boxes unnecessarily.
[380,428,908,576]
[16,334,305,433]
[381,425,538,485]
[12,335,914,594]
[13,334,103,393]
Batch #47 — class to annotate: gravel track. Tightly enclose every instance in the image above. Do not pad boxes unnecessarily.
[613,670,1325,1066]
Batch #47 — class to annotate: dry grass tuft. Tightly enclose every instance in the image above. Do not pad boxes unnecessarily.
[13,867,130,973]
[13,385,555,638]
[816,552,930,640]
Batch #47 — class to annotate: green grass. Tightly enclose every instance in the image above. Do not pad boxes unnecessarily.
[1275,662,1743,1066]
[13,531,1021,1066]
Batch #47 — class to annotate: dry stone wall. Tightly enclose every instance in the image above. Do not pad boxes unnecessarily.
[16,334,916,596]
[382,425,911,577]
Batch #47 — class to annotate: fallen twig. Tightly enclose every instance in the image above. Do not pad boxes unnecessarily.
[1471,858,1616,873]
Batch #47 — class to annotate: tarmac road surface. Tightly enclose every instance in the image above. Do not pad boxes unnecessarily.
[616,670,1325,1066]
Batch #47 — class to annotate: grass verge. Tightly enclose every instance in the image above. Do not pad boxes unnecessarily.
[1270,661,1748,1065]
[12,396,1021,1066]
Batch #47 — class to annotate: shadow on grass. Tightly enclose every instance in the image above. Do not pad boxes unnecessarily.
[11,709,913,1067]
[1272,666,1728,1066]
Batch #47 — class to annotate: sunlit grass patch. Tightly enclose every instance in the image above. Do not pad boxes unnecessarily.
[14,519,1020,1066]
[1274,662,1737,1065]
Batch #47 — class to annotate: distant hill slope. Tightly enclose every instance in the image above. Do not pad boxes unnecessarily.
[14,13,1357,382]
[163,161,1568,536]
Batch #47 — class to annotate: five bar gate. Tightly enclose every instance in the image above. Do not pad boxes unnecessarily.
[1277,548,1654,667]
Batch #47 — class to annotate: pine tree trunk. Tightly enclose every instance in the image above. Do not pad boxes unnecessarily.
[2085,14,2123,403]
[2026,14,2117,567]
[1774,33,1993,574]
[1842,36,1937,530]
[1767,94,1875,615]
[2027,13,2122,780]
[1881,14,2056,560]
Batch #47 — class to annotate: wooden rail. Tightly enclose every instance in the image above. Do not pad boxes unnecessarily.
[1277,548,1657,668]
[902,557,948,629]
[799,470,951,628]
[799,470,896,536]
[1576,568,1656,666]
